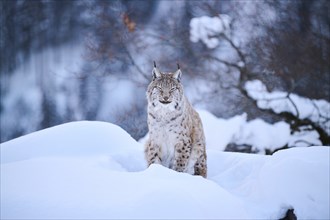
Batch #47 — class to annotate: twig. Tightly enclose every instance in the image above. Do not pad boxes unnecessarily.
[286,94,300,118]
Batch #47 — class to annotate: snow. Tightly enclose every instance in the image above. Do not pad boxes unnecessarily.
[1,121,145,170]
[1,118,329,219]
[197,110,245,151]
[233,118,291,152]
[190,14,231,49]
[207,147,330,219]
[287,126,322,148]
[245,79,330,136]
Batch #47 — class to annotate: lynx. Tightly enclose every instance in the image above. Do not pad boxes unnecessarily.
[145,62,207,178]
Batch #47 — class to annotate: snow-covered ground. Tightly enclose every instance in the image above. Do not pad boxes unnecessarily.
[1,113,329,219]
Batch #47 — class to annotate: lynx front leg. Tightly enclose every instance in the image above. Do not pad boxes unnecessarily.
[145,140,162,166]
[173,142,191,173]
[194,153,207,178]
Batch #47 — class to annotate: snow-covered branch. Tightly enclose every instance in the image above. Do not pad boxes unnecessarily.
[245,80,330,136]
[189,14,231,49]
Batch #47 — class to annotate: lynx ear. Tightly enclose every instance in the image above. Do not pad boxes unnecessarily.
[173,63,182,82]
[152,61,161,80]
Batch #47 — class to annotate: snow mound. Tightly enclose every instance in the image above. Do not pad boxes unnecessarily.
[1,121,146,171]
[1,158,248,219]
[208,148,330,219]
[1,120,329,219]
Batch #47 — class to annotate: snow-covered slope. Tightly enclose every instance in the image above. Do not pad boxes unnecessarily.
[1,120,329,219]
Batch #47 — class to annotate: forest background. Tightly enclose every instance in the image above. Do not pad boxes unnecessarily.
[1,0,329,153]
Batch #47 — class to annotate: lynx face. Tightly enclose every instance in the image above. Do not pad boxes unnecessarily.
[147,65,183,108]
[152,75,183,105]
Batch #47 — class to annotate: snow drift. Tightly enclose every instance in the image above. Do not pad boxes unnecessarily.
[1,119,329,219]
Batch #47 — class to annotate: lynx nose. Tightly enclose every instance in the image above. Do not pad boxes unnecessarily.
[164,96,169,101]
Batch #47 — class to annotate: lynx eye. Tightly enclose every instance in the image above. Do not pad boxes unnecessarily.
[170,87,176,92]
[156,86,163,91]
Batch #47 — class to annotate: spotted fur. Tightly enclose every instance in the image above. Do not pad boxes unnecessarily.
[145,64,207,178]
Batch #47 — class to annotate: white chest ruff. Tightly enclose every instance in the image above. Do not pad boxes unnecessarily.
[148,99,187,169]
[152,124,178,168]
